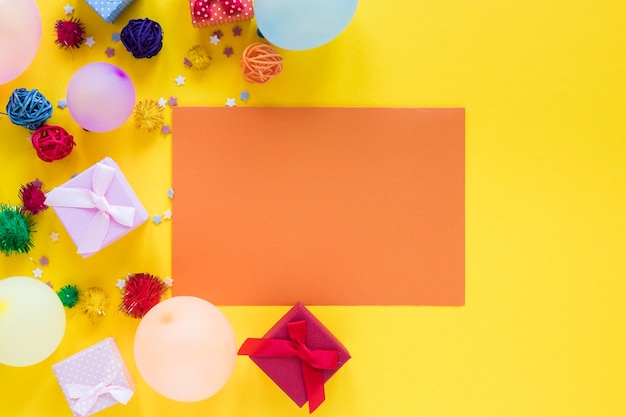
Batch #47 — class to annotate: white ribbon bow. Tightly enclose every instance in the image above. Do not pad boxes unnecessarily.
[45,162,135,254]
[66,376,134,417]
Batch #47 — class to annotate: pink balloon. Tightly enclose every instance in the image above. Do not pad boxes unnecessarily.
[0,0,42,84]
[66,62,136,132]
[133,296,237,402]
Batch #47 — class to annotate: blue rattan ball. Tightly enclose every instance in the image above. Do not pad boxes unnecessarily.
[6,88,53,130]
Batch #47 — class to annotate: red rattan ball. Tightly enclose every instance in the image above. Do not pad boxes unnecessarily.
[31,125,75,162]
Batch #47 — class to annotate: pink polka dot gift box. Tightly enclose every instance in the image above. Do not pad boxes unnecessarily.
[52,338,135,417]
[189,0,254,28]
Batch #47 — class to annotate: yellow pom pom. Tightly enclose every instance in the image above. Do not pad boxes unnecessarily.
[186,45,212,71]
[133,99,164,132]
[77,287,109,321]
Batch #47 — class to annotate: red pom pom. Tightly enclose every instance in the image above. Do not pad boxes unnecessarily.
[19,180,48,215]
[55,18,86,49]
[31,125,75,162]
[120,273,168,318]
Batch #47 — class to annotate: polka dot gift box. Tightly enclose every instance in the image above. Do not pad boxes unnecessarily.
[85,0,135,24]
[52,338,135,417]
[189,0,254,28]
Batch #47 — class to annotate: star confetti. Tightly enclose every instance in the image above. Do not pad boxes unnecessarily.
[240,90,250,101]
[226,98,237,107]
[33,267,43,279]
[57,99,67,109]
[163,209,172,220]
[167,188,174,199]
[105,47,115,58]
[233,26,242,36]
[163,277,173,287]
[39,256,49,266]
[183,57,192,68]
[209,34,220,45]
[212,30,224,39]
[158,97,167,108]
[63,4,74,15]
[31,178,43,188]
[153,215,163,225]
[85,36,95,47]
[115,279,126,290]
[168,96,178,106]
[161,125,171,134]
[223,47,234,57]
[50,231,60,242]
[175,75,186,86]
[112,32,121,42]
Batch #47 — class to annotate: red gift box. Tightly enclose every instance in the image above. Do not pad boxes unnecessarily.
[189,0,254,28]
[238,302,351,413]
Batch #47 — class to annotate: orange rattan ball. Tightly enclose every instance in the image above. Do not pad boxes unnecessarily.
[31,125,75,162]
[240,42,283,84]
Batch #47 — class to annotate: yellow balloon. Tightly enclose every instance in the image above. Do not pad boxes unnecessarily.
[0,0,42,84]
[0,277,66,366]
[133,296,237,402]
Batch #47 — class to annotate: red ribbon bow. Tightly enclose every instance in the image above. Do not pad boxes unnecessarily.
[193,0,244,19]
[238,320,339,413]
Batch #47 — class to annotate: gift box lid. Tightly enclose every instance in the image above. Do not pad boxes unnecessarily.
[239,302,351,411]
[45,157,149,258]
[52,337,135,417]
[85,0,134,24]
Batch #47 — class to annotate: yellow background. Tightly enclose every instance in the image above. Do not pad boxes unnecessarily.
[1,0,626,416]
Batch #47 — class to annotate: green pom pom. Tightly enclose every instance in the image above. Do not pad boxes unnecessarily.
[57,284,80,308]
[0,205,35,256]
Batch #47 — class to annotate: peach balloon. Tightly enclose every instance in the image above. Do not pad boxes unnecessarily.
[133,296,237,402]
[0,0,42,84]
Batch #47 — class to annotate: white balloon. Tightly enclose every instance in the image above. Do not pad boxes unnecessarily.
[0,277,66,366]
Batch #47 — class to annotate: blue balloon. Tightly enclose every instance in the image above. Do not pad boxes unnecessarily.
[255,0,358,51]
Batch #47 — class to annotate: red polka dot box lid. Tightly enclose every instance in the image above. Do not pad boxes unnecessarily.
[189,0,254,28]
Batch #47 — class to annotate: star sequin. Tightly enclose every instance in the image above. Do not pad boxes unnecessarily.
[223,47,234,57]
[167,188,174,199]
[163,277,173,287]
[105,47,115,58]
[225,98,237,107]
[57,99,67,109]
[158,97,167,108]
[209,34,220,45]
[111,33,121,42]
[153,215,163,225]
[39,256,49,266]
[240,90,250,101]
[233,26,242,36]
[163,209,172,220]
[161,125,171,134]
[50,231,60,242]
[168,96,178,107]
[212,30,223,39]
[33,267,43,278]
[175,75,186,86]
[183,57,192,67]
[115,279,126,290]
[85,36,95,47]
[63,4,74,15]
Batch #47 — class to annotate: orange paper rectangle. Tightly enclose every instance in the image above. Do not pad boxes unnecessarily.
[172,107,465,305]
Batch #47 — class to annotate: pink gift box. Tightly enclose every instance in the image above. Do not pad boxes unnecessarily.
[238,302,351,412]
[52,338,136,417]
[45,157,148,257]
[189,0,254,28]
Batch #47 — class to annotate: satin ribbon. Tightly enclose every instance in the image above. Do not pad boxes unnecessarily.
[45,162,135,254]
[238,320,339,413]
[193,0,244,19]
[66,371,134,417]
